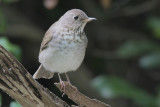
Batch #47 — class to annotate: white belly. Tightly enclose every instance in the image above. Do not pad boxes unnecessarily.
[39,43,86,73]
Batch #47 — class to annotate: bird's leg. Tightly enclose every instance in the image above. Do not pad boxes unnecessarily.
[65,73,78,92]
[58,73,65,92]
[65,73,71,85]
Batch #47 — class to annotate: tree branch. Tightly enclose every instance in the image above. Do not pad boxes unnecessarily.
[0,45,69,107]
[0,45,111,107]
[55,82,110,107]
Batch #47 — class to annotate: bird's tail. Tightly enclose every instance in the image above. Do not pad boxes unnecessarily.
[33,64,54,79]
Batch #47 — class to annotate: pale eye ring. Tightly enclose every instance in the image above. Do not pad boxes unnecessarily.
[74,16,79,20]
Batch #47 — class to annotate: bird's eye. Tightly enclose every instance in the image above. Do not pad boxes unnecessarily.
[74,16,79,20]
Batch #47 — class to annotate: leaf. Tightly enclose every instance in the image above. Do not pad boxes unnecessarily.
[92,75,156,107]
[139,53,160,69]
[0,8,7,33]
[156,87,160,107]
[0,93,2,107]
[3,0,18,3]
[0,37,22,61]
[117,40,160,59]
[147,17,160,39]
[10,101,22,107]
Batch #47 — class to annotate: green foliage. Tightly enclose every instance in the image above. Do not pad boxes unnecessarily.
[0,8,7,33]
[147,17,160,39]
[139,53,160,69]
[0,37,22,61]
[117,40,160,69]
[0,94,2,107]
[0,0,17,33]
[9,101,22,107]
[92,75,156,107]
[3,0,18,4]
[156,87,160,107]
[117,40,160,59]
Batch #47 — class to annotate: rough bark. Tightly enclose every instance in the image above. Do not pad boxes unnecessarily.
[0,45,111,107]
[55,82,110,107]
[0,45,69,107]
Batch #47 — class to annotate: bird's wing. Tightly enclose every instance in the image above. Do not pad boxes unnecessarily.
[39,22,58,53]
[39,30,53,52]
[40,30,52,52]
[33,23,58,79]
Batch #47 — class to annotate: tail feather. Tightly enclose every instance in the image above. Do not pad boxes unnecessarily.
[33,64,54,79]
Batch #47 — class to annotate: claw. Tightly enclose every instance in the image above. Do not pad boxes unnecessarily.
[59,79,65,92]
[58,73,66,93]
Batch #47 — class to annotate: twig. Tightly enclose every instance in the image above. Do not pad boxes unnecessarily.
[55,82,110,107]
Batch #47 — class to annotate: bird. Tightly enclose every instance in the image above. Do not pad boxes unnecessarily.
[33,9,96,87]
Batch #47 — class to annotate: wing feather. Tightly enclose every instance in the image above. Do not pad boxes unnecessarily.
[39,31,53,52]
[39,22,58,52]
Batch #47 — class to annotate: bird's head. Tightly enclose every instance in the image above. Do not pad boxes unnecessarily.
[59,9,96,31]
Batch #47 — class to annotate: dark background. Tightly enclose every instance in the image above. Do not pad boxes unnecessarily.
[1,0,160,107]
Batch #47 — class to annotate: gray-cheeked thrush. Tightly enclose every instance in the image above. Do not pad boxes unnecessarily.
[33,9,96,86]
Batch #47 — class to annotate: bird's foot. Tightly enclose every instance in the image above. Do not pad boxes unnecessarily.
[59,80,66,92]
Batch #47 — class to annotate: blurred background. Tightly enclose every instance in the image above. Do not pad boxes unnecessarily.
[0,0,160,107]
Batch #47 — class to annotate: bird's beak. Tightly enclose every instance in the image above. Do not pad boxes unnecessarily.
[83,17,97,22]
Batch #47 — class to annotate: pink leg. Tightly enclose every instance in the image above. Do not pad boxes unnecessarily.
[65,73,77,92]
[65,73,71,84]
[58,73,65,92]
